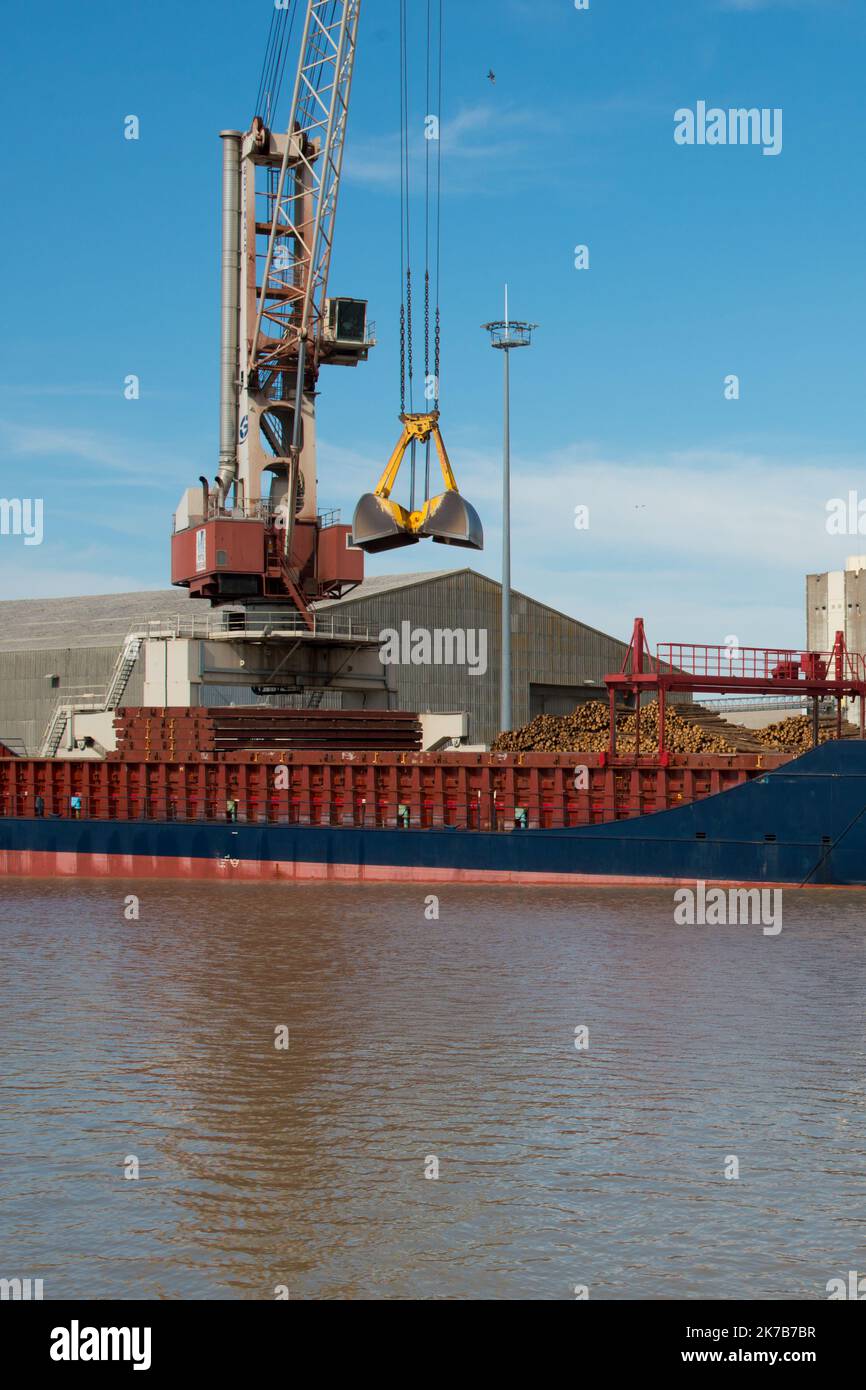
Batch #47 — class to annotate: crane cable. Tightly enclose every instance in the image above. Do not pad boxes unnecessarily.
[423,0,432,503]
[427,0,444,503]
[254,0,296,126]
[399,0,415,506]
[399,0,407,419]
[254,0,297,369]
[254,7,277,120]
[434,0,443,409]
[399,0,444,509]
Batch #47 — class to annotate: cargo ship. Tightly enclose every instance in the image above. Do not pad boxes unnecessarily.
[2,736,866,888]
[2,623,866,888]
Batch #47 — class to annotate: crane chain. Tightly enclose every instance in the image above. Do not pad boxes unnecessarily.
[406,267,414,408]
[424,269,430,386]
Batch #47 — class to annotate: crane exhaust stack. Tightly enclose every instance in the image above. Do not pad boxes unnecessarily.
[215,131,242,503]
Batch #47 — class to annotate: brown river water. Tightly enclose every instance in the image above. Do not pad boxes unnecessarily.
[1,879,865,1300]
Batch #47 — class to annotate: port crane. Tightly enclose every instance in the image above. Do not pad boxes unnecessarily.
[172,0,368,620]
[172,0,482,621]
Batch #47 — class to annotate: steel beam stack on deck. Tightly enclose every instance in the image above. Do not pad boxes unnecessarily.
[110,708,422,759]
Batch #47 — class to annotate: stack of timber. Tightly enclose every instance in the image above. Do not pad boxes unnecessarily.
[755,714,860,752]
[491,700,737,755]
[492,700,863,756]
[110,707,422,761]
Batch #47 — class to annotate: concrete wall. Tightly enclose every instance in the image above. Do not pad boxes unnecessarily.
[715,706,805,729]
[807,563,866,654]
[806,572,828,650]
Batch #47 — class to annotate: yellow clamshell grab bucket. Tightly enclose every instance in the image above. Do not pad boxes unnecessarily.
[352,412,483,554]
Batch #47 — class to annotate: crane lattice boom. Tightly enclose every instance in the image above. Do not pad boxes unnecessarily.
[252,0,363,378]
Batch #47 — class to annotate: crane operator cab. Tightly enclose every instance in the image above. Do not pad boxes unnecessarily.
[352,412,483,554]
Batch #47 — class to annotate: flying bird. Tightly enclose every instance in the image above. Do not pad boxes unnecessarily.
[487,69,496,84]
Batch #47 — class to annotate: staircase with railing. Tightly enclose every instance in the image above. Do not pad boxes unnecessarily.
[41,704,71,758]
[39,636,144,756]
[105,638,142,709]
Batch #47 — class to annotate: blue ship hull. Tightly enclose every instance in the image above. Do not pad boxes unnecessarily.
[2,741,866,886]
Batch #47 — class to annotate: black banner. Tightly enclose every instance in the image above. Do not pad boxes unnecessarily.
[5,1298,861,1374]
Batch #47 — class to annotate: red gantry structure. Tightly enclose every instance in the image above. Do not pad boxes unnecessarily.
[607,618,866,757]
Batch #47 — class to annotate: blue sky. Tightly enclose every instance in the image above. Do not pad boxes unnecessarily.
[1,0,864,650]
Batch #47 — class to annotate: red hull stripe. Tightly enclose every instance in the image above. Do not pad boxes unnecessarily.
[0,847,815,890]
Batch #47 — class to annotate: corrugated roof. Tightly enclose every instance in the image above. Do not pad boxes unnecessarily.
[318,567,624,646]
[0,575,457,653]
[314,570,457,607]
[0,590,195,653]
[0,569,624,654]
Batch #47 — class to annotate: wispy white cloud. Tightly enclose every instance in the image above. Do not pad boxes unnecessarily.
[4,422,857,650]
[346,102,546,193]
[332,435,864,649]
[0,385,123,399]
[0,420,195,483]
[0,385,181,401]
[0,561,155,601]
[346,92,660,196]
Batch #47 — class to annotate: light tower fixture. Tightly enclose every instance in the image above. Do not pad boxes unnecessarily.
[482,286,537,736]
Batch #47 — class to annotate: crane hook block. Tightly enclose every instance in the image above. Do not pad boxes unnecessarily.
[351,412,484,554]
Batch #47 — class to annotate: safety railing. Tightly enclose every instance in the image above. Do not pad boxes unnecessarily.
[700,695,822,714]
[138,611,376,643]
[657,643,866,684]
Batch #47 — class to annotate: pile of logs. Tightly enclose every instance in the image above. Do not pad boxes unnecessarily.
[755,714,859,752]
[491,700,735,755]
[492,702,863,756]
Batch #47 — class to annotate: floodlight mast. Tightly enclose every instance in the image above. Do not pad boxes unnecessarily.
[483,287,538,734]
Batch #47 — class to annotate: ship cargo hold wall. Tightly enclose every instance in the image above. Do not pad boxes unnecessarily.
[0,749,787,831]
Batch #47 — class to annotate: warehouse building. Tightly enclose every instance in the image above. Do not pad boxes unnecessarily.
[317,569,631,745]
[0,570,632,753]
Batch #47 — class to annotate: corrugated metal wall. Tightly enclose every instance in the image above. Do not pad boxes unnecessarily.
[324,571,630,745]
[0,649,146,754]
